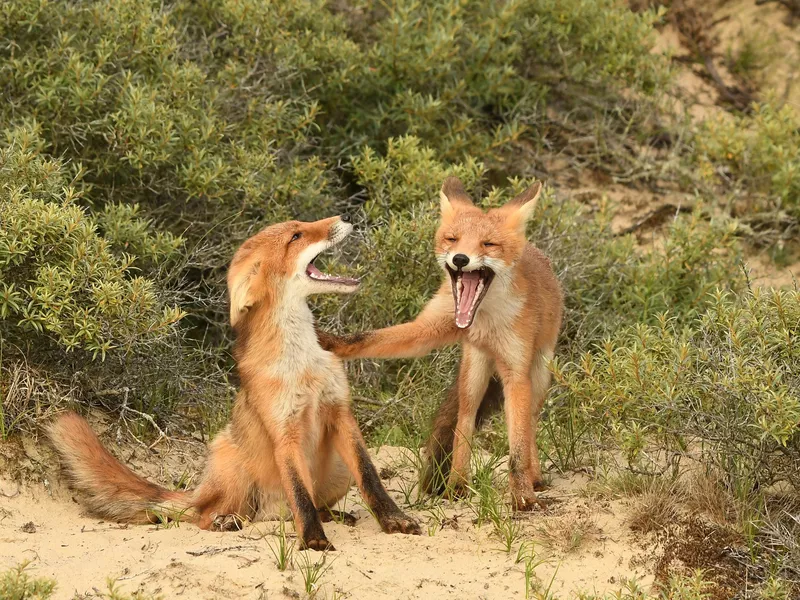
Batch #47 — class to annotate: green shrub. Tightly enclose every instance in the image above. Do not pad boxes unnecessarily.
[0,136,183,359]
[0,132,229,437]
[551,287,800,492]
[695,102,800,217]
[316,139,743,444]
[322,0,669,162]
[0,562,55,600]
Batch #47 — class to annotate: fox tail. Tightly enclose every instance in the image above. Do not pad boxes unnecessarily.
[420,377,504,494]
[47,411,193,523]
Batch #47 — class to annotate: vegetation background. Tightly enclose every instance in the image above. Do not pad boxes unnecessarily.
[1,0,799,597]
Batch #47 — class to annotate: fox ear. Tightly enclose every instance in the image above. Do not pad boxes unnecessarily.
[440,176,473,219]
[229,261,261,327]
[504,181,542,230]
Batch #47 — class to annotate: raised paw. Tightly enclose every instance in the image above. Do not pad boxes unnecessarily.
[319,508,357,527]
[300,536,335,552]
[210,514,244,532]
[379,512,422,536]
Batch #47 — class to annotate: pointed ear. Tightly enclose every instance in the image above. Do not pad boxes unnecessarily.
[440,176,473,219]
[504,182,542,230]
[229,261,261,327]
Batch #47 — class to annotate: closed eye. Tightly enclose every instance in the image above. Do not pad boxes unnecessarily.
[445,236,457,243]
[483,241,498,247]
[289,232,302,243]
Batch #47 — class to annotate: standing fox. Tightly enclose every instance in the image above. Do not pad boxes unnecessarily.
[320,178,563,510]
[48,216,420,550]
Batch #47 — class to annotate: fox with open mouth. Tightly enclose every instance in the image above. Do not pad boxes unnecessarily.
[48,215,420,550]
[320,178,564,510]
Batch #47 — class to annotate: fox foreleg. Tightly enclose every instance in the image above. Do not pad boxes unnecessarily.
[329,405,421,535]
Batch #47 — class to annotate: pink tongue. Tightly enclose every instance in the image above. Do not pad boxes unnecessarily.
[307,263,322,277]
[457,271,481,324]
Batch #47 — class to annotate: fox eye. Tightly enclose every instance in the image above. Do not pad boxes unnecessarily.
[483,241,497,248]
[445,236,457,243]
[289,232,302,243]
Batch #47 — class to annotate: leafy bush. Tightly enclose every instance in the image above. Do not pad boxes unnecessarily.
[0,135,183,359]
[0,132,228,437]
[695,102,800,217]
[315,138,743,443]
[550,287,800,493]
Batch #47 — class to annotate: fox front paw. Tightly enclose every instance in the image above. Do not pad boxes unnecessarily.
[315,328,339,352]
[300,535,336,551]
[379,512,422,535]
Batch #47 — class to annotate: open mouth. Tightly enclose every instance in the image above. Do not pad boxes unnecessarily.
[306,255,360,288]
[446,265,495,329]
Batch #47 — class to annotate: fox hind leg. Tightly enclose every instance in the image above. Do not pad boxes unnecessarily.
[193,429,256,530]
[316,451,357,527]
[530,349,554,492]
[446,345,494,497]
[498,366,542,511]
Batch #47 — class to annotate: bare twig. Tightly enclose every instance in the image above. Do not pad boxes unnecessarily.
[186,544,259,557]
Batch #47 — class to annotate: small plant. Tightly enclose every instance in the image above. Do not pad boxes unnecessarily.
[536,515,599,554]
[0,562,55,600]
[661,570,712,600]
[147,506,190,530]
[266,517,296,572]
[99,579,163,600]
[297,551,335,598]
[468,451,505,527]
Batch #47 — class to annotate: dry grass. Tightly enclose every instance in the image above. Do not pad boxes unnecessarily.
[682,468,737,526]
[0,360,73,440]
[584,471,669,501]
[535,514,601,554]
[627,490,682,534]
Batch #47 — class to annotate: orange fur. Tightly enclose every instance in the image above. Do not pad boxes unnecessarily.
[49,216,420,549]
[322,178,563,510]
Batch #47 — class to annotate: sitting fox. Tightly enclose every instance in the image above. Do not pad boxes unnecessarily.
[49,215,420,550]
[320,178,563,510]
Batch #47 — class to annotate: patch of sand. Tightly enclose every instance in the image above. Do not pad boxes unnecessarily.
[0,440,654,599]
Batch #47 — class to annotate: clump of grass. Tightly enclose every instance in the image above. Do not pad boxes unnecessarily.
[584,471,669,501]
[627,490,681,535]
[682,468,737,526]
[297,551,335,598]
[266,517,296,572]
[536,515,600,554]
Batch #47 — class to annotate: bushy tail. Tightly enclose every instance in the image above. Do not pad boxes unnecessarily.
[47,411,192,524]
[420,377,504,494]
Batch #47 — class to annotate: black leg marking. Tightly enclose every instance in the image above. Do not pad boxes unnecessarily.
[288,467,333,551]
[355,443,421,535]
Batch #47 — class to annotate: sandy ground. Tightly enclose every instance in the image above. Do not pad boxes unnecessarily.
[0,437,653,600]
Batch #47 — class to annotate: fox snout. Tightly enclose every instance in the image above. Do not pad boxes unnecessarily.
[452,253,470,268]
[326,215,354,246]
[446,252,484,272]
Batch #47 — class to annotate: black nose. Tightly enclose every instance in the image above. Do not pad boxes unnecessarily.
[340,214,351,223]
[452,254,470,269]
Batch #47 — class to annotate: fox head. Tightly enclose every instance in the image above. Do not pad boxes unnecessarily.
[228,215,359,327]
[435,176,542,329]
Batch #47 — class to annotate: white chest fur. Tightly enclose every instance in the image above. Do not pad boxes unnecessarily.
[261,301,348,423]
[467,283,527,369]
